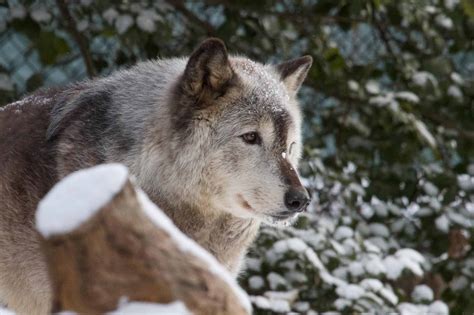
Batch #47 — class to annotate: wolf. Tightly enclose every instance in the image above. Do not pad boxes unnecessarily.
[0,38,311,314]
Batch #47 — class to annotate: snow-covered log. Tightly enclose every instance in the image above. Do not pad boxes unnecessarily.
[36,164,251,315]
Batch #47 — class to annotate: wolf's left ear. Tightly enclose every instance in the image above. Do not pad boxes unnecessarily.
[182,38,234,106]
[276,56,313,93]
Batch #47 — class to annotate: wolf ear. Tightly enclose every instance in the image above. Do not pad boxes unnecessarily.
[182,38,234,106]
[276,56,313,93]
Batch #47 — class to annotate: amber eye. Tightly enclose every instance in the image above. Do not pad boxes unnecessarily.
[241,132,261,145]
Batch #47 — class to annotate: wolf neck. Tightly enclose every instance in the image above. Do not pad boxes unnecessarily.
[150,193,260,274]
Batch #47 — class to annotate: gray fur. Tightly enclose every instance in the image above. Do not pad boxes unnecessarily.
[0,38,312,314]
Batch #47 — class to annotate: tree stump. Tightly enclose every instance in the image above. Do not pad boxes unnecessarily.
[36,164,251,315]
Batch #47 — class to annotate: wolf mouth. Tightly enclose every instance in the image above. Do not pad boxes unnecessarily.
[270,211,297,220]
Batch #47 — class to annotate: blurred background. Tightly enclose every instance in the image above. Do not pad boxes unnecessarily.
[1,0,473,314]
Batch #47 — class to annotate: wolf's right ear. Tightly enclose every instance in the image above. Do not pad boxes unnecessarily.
[181,38,234,106]
[276,56,313,93]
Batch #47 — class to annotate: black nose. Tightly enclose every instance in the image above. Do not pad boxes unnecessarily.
[284,188,310,212]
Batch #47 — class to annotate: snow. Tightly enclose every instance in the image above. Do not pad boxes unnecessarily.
[10,5,26,19]
[36,164,129,237]
[0,73,14,91]
[363,240,381,254]
[330,239,347,255]
[435,14,454,29]
[348,261,365,277]
[406,202,421,216]
[395,91,420,103]
[30,8,52,23]
[369,94,394,107]
[423,182,439,196]
[413,119,437,148]
[360,203,374,219]
[293,301,310,312]
[365,256,387,275]
[108,301,190,315]
[428,301,449,314]
[305,248,345,286]
[458,174,474,190]
[103,8,119,24]
[383,256,404,280]
[365,80,380,94]
[248,275,265,290]
[435,215,450,233]
[343,162,356,174]
[359,278,383,291]
[334,226,354,240]
[411,284,434,302]
[447,85,463,100]
[77,20,89,32]
[467,202,474,214]
[384,249,425,279]
[332,266,348,279]
[334,298,351,310]
[245,257,262,272]
[412,71,438,87]
[379,287,398,305]
[348,80,359,91]
[264,290,298,302]
[398,303,428,315]
[0,306,15,315]
[115,15,134,34]
[267,272,288,290]
[368,223,390,238]
[250,295,290,313]
[137,14,156,33]
[250,296,271,310]
[397,248,425,264]
[266,299,290,313]
[1,95,52,112]
[286,238,308,252]
[445,0,459,10]
[450,275,468,291]
[468,164,474,175]
[425,5,437,13]
[285,270,307,283]
[269,238,308,261]
[336,284,365,300]
[369,237,389,251]
[371,196,388,217]
[451,72,464,85]
[398,301,448,315]
[136,189,252,313]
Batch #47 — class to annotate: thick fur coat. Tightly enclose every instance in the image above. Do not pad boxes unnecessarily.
[0,38,312,314]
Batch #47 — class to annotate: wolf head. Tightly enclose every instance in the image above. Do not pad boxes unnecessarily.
[139,38,311,225]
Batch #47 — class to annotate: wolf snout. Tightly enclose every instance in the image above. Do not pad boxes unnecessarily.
[284,188,310,212]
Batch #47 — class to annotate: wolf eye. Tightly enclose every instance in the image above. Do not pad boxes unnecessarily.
[241,132,261,145]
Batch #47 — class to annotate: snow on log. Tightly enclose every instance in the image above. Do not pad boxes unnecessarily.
[36,163,251,315]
